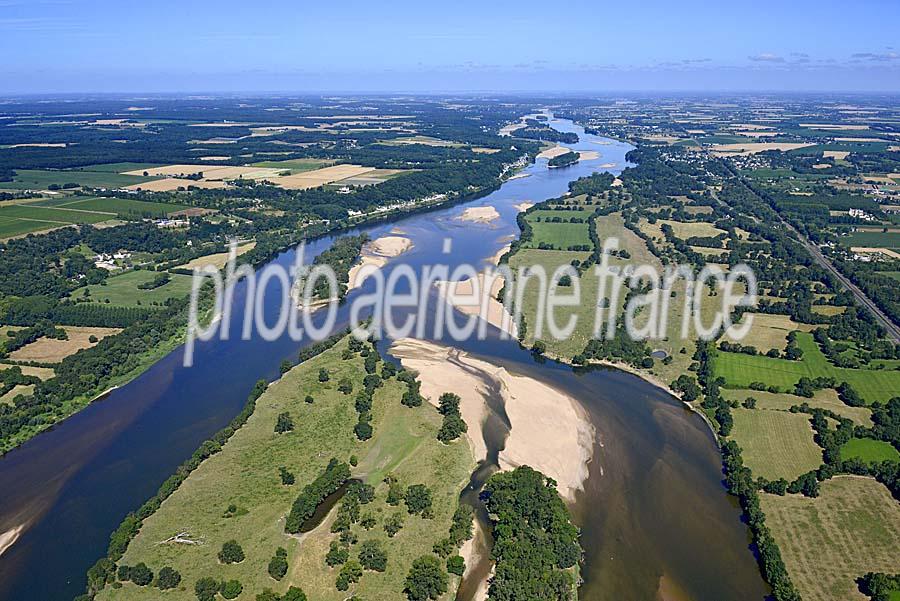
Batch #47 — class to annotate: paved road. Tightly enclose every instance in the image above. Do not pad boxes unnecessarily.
[785,222,900,343]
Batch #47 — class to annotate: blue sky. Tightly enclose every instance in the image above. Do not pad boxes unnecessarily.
[2,0,899,93]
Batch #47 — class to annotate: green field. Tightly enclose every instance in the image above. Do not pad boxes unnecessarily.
[36,196,190,218]
[522,208,593,249]
[0,215,66,238]
[841,438,900,464]
[99,338,474,601]
[846,231,900,248]
[249,158,331,174]
[78,270,194,307]
[729,408,823,481]
[721,388,873,426]
[713,331,900,404]
[0,168,152,190]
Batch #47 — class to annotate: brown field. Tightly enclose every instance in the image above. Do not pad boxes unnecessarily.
[9,326,121,364]
[6,364,56,380]
[711,142,814,156]
[273,164,377,190]
[721,388,873,426]
[0,384,34,405]
[125,178,228,192]
[761,476,900,601]
[723,312,816,352]
[823,150,850,160]
[852,247,900,259]
[798,123,870,130]
[181,242,256,270]
[659,219,726,240]
[811,305,847,316]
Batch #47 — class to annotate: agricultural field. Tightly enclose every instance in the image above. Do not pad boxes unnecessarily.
[249,158,332,173]
[99,338,474,601]
[8,326,120,364]
[713,331,900,404]
[840,438,900,464]
[32,196,190,218]
[728,408,822,481]
[761,476,900,601]
[179,242,256,270]
[720,388,873,426]
[0,168,152,190]
[77,270,195,308]
[722,313,816,353]
[521,207,593,249]
[845,230,900,249]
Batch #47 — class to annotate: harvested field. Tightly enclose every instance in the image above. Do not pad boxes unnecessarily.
[761,476,900,601]
[721,388,873,427]
[272,164,375,190]
[0,384,34,405]
[729,408,822,481]
[659,219,726,240]
[124,178,227,192]
[711,142,814,156]
[723,313,816,353]
[9,326,121,364]
[181,242,256,270]
[823,150,850,160]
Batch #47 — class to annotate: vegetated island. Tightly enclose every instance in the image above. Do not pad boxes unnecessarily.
[547,151,580,169]
[79,331,582,601]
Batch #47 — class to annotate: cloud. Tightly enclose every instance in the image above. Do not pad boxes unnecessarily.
[790,52,810,58]
[748,53,785,63]
[851,51,899,62]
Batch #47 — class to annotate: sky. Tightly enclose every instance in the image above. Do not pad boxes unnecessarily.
[2,0,899,94]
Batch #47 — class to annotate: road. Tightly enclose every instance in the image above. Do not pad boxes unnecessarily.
[786,222,900,343]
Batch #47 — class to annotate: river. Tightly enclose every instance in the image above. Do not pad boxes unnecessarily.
[0,118,768,600]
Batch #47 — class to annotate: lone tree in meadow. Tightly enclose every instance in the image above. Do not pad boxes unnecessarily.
[218,540,245,564]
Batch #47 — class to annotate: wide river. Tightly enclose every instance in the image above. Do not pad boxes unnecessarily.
[0,118,769,600]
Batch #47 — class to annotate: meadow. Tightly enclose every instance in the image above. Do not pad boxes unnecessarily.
[761,476,900,601]
[99,338,474,601]
[840,438,900,464]
[0,168,152,190]
[729,408,822,481]
[713,331,900,404]
[78,270,195,308]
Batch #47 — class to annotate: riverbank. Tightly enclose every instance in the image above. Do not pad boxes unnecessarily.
[390,338,594,502]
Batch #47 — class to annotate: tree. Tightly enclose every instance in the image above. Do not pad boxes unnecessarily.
[157,566,181,590]
[338,377,354,394]
[194,577,219,601]
[358,540,388,572]
[325,541,349,566]
[280,359,292,374]
[218,540,245,564]
[221,580,243,599]
[304,394,314,404]
[268,548,288,580]
[531,340,547,355]
[447,555,465,576]
[437,414,467,443]
[355,420,373,441]
[404,555,449,601]
[437,392,461,416]
[282,587,308,601]
[405,484,433,515]
[336,560,362,591]
[319,368,330,382]
[129,563,152,586]
[275,412,294,433]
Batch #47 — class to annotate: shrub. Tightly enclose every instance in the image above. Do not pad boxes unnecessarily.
[221,580,243,599]
[194,577,219,601]
[405,484,432,515]
[447,555,465,576]
[336,560,362,591]
[129,563,153,586]
[275,412,294,433]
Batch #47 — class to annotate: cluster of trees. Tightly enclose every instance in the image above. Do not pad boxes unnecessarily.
[194,577,245,601]
[480,466,580,600]
[547,151,580,169]
[284,458,351,534]
[573,326,654,369]
[436,392,467,443]
[859,572,900,601]
[567,171,614,196]
[303,235,368,302]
